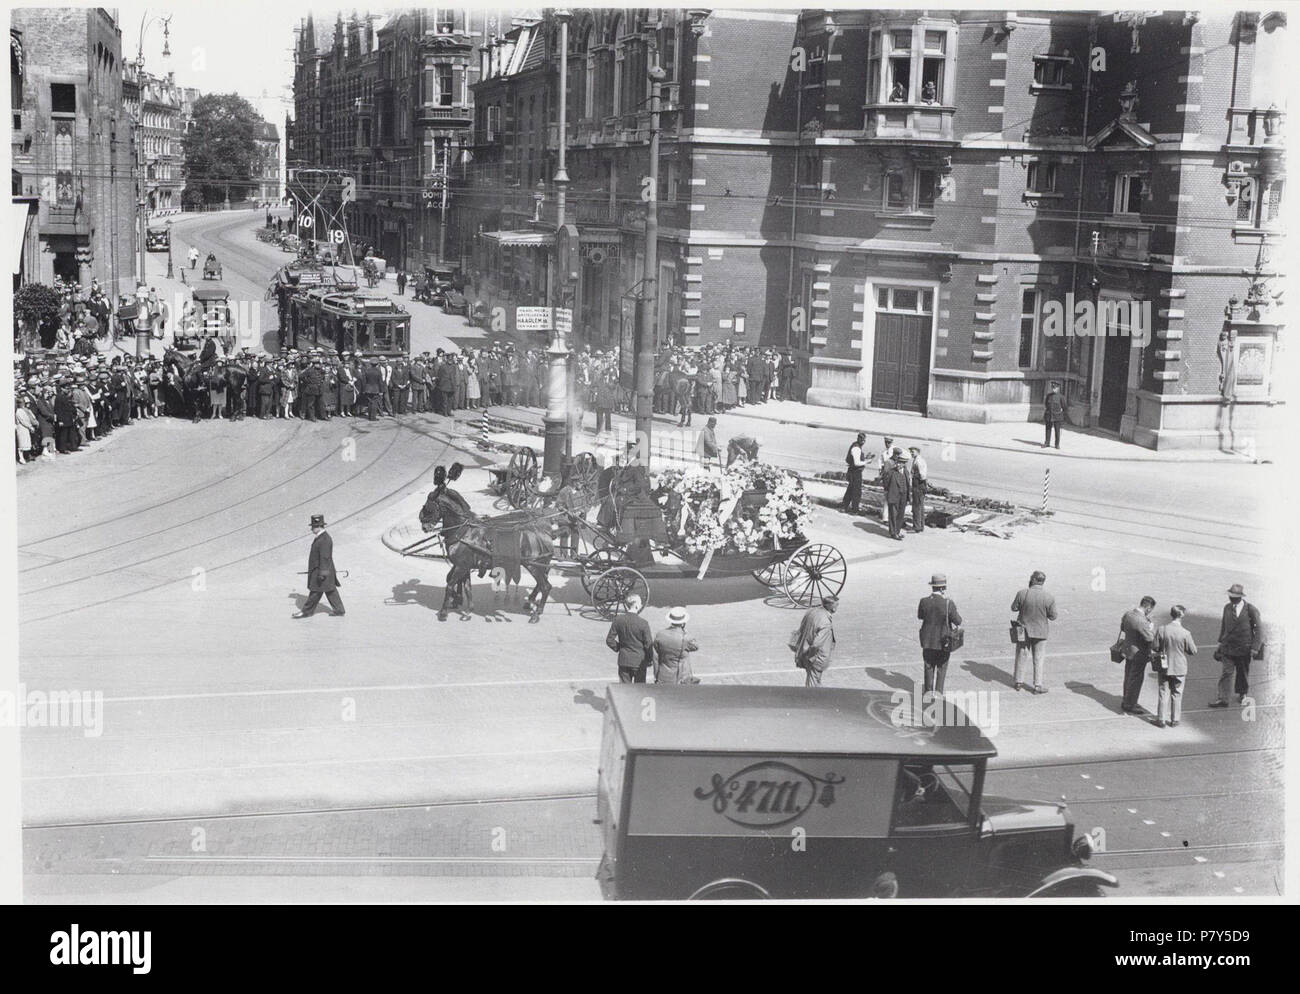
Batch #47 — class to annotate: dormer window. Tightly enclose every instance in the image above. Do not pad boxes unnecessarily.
[1031,54,1072,91]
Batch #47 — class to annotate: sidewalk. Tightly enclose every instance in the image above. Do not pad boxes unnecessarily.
[467,398,1260,467]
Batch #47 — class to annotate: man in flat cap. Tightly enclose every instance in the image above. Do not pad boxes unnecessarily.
[791,594,838,687]
[294,514,345,618]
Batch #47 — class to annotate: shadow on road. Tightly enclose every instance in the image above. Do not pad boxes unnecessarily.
[1065,679,1125,714]
[961,658,1016,689]
[573,688,607,712]
[864,667,915,693]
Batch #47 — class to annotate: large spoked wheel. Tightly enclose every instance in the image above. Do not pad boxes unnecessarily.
[506,449,541,508]
[751,558,786,590]
[782,543,847,607]
[591,567,649,620]
[571,452,599,504]
[580,547,633,594]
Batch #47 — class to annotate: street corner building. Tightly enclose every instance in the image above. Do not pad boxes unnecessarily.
[293,7,1285,452]
[10,8,139,296]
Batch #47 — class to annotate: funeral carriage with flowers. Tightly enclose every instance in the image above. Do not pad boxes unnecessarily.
[574,460,846,620]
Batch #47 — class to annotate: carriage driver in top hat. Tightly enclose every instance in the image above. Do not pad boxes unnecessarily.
[294,514,345,618]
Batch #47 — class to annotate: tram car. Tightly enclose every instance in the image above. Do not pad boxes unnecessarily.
[285,287,411,358]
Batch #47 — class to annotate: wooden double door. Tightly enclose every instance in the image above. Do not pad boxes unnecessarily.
[871,311,931,413]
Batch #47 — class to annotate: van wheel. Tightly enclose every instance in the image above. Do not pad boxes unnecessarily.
[1046,880,1107,898]
[687,879,771,901]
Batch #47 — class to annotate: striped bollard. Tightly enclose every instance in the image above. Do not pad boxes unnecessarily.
[1040,468,1050,513]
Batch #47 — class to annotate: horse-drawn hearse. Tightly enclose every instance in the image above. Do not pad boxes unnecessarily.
[383,454,845,623]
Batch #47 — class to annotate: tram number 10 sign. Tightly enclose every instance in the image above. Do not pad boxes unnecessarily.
[298,213,314,229]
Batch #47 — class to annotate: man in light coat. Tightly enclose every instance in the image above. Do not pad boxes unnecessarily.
[1011,570,1057,694]
[792,594,838,687]
[1119,596,1157,714]
[1154,605,1197,727]
[653,607,700,685]
[918,574,961,695]
[1209,583,1263,707]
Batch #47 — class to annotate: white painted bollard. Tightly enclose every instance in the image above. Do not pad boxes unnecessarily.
[1041,468,1050,513]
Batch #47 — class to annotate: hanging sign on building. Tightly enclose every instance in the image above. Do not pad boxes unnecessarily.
[516,306,553,331]
[554,307,572,336]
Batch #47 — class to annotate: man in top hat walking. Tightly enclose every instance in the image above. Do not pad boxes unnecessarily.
[1209,584,1263,707]
[918,574,962,695]
[294,514,345,618]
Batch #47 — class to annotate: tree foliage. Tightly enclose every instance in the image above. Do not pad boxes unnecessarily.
[182,93,260,206]
[14,283,62,349]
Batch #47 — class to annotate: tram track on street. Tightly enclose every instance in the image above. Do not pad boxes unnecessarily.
[18,417,471,624]
[18,422,308,558]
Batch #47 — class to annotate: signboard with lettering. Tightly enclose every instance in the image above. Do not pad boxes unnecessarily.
[296,271,324,285]
[554,307,572,336]
[626,754,896,837]
[516,306,553,331]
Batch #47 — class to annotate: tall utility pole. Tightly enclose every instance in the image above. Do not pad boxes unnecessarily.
[437,137,449,263]
[542,9,572,478]
[633,49,667,467]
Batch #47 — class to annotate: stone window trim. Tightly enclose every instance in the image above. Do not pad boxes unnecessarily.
[866,20,956,106]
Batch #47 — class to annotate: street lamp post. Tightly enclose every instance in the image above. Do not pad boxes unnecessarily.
[165,218,173,278]
[633,54,667,469]
[543,9,573,477]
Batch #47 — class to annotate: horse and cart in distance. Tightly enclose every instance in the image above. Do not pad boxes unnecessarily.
[385,446,846,623]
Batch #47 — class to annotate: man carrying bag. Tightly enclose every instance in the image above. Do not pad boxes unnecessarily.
[918,574,963,696]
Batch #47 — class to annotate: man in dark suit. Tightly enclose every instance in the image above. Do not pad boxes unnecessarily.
[918,574,962,695]
[883,449,911,540]
[605,595,654,683]
[1209,583,1263,707]
[392,358,411,414]
[300,361,324,421]
[294,514,345,618]
[1043,380,1065,449]
[1011,570,1057,693]
[361,359,383,421]
[1119,596,1157,714]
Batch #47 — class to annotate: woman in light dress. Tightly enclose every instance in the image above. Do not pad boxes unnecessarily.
[466,355,482,409]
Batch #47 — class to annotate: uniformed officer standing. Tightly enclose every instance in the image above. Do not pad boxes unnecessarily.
[294,514,345,618]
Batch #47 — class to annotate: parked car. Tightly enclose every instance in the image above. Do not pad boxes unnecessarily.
[596,685,1117,900]
[442,287,468,316]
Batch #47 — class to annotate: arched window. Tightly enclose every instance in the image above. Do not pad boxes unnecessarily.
[571,21,592,126]
[596,13,621,120]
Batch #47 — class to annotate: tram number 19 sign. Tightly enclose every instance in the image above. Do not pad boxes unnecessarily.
[329,229,345,244]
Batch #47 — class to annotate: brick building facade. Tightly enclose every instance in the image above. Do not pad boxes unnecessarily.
[446,8,1287,451]
[290,9,488,269]
[10,8,138,295]
[122,64,184,217]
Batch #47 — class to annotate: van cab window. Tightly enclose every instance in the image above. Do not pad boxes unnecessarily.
[893,762,976,830]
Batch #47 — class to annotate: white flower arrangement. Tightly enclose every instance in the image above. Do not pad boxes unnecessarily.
[664,462,813,555]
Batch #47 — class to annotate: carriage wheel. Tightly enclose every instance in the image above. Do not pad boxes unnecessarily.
[580,547,633,594]
[506,449,540,508]
[571,452,599,503]
[751,558,786,590]
[591,567,649,620]
[782,543,847,608]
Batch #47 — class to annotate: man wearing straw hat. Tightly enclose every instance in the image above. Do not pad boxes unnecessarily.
[654,607,700,685]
